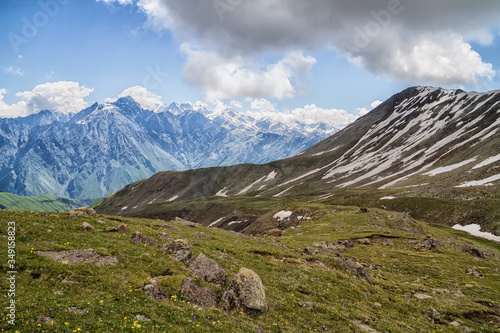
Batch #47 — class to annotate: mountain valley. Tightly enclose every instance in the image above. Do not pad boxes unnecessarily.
[95,87,500,235]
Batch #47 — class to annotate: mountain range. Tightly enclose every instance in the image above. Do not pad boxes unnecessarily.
[95,86,500,234]
[0,97,340,199]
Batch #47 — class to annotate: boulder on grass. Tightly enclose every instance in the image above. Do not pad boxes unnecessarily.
[75,207,97,216]
[79,222,94,231]
[219,267,267,314]
[140,279,167,302]
[189,253,227,286]
[268,229,283,237]
[181,277,217,308]
[131,231,158,247]
[416,236,442,251]
[117,224,127,233]
[159,239,192,262]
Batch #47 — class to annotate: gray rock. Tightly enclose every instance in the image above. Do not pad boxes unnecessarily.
[79,222,94,231]
[220,267,267,314]
[466,247,485,259]
[217,253,231,260]
[303,247,318,255]
[300,301,319,308]
[313,239,354,250]
[373,302,382,308]
[192,232,211,239]
[357,238,371,245]
[352,320,380,333]
[433,288,450,295]
[140,279,167,302]
[189,253,227,286]
[158,232,172,240]
[36,316,53,324]
[382,239,394,246]
[174,217,202,228]
[131,231,158,247]
[429,307,440,321]
[75,207,97,216]
[415,236,442,251]
[228,231,249,239]
[134,315,150,321]
[162,224,178,233]
[68,307,89,315]
[413,293,433,300]
[181,277,217,308]
[96,220,107,224]
[159,239,192,262]
[35,249,119,266]
[333,253,372,284]
[117,224,127,233]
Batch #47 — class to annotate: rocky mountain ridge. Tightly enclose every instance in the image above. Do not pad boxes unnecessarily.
[0,97,340,199]
[95,87,500,233]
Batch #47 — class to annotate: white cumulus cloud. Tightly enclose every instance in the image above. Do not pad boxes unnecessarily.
[356,107,370,116]
[246,104,358,127]
[108,0,500,87]
[181,45,316,102]
[0,81,93,118]
[230,100,243,109]
[251,99,275,113]
[116,85,163,110]
[371,100,382,109]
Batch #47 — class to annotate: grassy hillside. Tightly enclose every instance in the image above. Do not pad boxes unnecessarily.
[95,186,500,236]
[1,202,499,332]
[0,192,93,212]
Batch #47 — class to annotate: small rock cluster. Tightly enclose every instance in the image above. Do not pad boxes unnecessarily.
[35,249,119,266]
[69,207,97,219]
[415,236,442,251]
[313,239,354,251]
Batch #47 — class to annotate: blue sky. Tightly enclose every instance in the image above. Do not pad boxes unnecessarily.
[1,0,500,125]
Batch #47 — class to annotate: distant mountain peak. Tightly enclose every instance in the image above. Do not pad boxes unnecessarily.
[0,96,338,199]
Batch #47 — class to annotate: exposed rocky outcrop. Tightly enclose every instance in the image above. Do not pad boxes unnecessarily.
[333,253,372,284]
[313,240,354,251]
[192,232,211,239]
[131,231,158,247]
[416,236,442,251]
[159,239,192,262]
[181,277,217,308]
[174,217,202,228]
[35,249,119,266]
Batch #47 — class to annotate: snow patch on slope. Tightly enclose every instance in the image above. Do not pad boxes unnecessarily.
[273,210,293,221]
[167,195,179,202]
[452,224,500,242]
[423,157,477,176]
[472,154,500,169]
[216,187,229,197]
[455,174,500,187]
